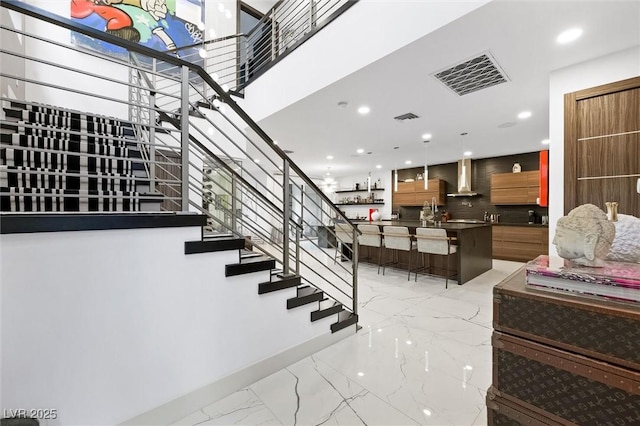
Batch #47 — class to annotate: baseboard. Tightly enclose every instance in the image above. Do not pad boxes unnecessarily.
[119,324,357,426]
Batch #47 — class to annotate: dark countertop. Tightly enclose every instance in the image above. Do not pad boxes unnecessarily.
[493,223,549,228]
[351,220,490,230]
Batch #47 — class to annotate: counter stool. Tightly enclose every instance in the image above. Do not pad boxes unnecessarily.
[358,224,383,274]
[382,225,417,280]
[333,222,354,263]
[414,227,457,288]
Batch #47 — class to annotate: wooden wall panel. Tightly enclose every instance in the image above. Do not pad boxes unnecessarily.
[577,88,640,138]
[576,176,640,216]
[577,134,639,177]
[564,77,640,215]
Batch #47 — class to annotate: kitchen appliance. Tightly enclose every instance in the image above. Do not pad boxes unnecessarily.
[528,210,536,224]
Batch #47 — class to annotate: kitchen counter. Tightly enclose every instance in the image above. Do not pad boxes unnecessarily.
[492,223,549,228]
[352,220,492,284]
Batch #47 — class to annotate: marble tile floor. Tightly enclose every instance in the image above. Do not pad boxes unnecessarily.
[171,258,525,426]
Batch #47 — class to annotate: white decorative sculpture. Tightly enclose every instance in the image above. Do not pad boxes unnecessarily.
[607,214,640,263]
[553,204,616,267]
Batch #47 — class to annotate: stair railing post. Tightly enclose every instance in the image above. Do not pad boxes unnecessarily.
[231,172,238,233]
[352,225,359,316]
[295,217,301,275]
[180,65,190,212]
[309,0,317,30]
[271,8,277,60]
[148,58,157,191]
[282,159,291,275]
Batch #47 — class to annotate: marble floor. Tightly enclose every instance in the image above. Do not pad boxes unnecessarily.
[172,257,524,426]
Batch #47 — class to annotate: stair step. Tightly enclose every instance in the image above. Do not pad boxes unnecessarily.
[258,274,301,294]
[330,311,358,333]
[0,187,163,212]
[225,255,275,277]
[240,249,263,259]
[0,165,140,192]
[311,300,344,322]
[184,237,244,254]
[2,134,135,153]
[287,285,324,309]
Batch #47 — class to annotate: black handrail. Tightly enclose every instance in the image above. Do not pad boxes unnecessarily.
[1,0,355,227]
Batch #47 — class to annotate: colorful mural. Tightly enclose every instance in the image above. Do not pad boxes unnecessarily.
[70,0,204,59]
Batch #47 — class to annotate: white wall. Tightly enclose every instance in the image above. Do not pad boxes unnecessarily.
[548,46,640,256]
[239,0,490,122]
[0,225,336,425]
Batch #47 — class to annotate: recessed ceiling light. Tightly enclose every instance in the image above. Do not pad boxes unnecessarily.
[376,164,382,169]
[326,155,334,160]
[357,372,365,377]
[273,140,278,145]
[405,160,412,165]
[542,139,550,145]
[422,133,432,140]
[198,48,207,59]
[557,28,583,44]
[207,127,214,135]
[254,158,260,163]
[518,111,532,119]
[358,106,370,115]
[326,172,331,176]
[356,148,365,154]
[464,151,472,157]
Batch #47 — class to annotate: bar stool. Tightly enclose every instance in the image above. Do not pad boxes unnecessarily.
[414,227,457,288]
[333,222,354,263]
[382,226,416,280]
[357,224,383,274]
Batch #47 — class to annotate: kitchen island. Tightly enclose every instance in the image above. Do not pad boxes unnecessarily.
[354,220,492,284]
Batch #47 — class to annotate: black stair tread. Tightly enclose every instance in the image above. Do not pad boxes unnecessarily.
[258,274,301,294]
[240,249,263,259]
[311,300,344,322]
[287,285,324,309]
[225,255,276,277]
[185,238,244,254]
[330,311,358,333]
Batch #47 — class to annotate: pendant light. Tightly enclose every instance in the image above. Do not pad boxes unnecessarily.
[423,140,429,190]
[393,146,399,192]
[460,133,468,191]
[367,171,372,193]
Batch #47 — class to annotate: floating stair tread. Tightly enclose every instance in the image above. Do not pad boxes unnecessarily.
[258,274,301,294]
[240,249,263,259]
[331,311,358,333]
[311,300,343,322]
[225,255,276,277]
[185,238,244,254]
[287,286,324,309]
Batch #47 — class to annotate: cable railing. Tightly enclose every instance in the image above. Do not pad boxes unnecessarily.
[0,0,360,315]
[172,0,357,92]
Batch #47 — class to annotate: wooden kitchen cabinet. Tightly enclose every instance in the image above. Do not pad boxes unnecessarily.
[492,225,548,262]
[392,179,445,207]
[491,170,540,205]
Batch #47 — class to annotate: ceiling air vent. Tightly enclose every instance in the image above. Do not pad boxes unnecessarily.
[394,112,420,121]
[432,52,509,96]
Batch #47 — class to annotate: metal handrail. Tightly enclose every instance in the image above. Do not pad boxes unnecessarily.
[1,0,360,316]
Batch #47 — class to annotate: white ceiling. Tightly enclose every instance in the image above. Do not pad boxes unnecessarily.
[253,0,640,179]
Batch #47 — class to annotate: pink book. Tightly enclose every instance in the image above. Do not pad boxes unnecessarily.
[525,255,640,303]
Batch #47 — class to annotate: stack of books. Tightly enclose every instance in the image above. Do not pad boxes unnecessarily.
[525,255,640,303]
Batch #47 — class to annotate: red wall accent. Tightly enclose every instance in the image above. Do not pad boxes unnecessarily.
[539,150,549,206]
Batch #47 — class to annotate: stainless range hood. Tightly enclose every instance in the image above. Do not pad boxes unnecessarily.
[447,158,480,197]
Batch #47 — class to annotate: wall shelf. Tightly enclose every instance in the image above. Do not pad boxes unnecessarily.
[335,202,385,206]
[334,188,385,193]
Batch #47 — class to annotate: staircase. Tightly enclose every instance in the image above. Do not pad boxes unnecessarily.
[0,101,162,212]
[185,235,358,333]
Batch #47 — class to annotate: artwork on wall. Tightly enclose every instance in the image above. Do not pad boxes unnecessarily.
[70,0,204,60]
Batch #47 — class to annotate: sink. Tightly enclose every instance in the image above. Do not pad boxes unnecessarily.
[446,219,487,224]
